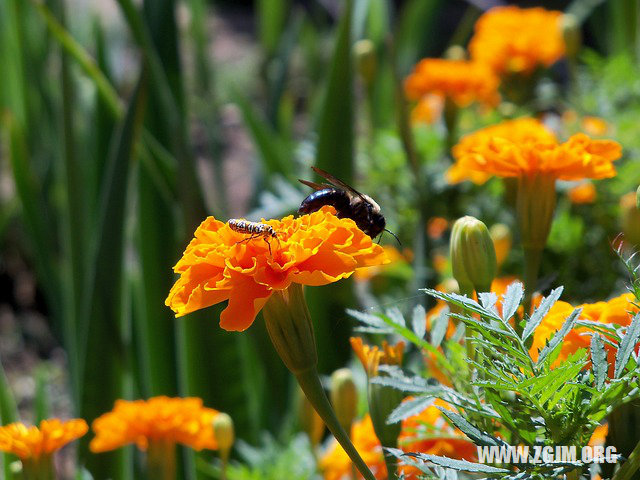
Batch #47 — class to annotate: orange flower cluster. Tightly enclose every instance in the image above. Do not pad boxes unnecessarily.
[166,207,387,331]
[0,419,87,460]
[530,293,639,370]
[90,396,219,453]
[405,59,500,108]
[320,400,476,480]
[469,6,565,75]
[449,117,622,184]
[351,337,404,376]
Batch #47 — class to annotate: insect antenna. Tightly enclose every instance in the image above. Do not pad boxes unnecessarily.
[383,228,402,246]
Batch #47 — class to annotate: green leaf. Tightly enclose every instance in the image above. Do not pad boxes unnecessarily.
[502,282,524,321]
[430,308,449,347]
[314,0,354,182]
[387,395,434,424]
[591,334,608,390]
[615,312,640,377]
[411,304,426,340]
[388,449,509,474]
[369,375,430,393]
[523,286,564,342]
[437,407,505,447]
[538,308,581,365]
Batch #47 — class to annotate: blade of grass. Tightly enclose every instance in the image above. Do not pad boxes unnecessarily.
[314,0,354,182]
[0,358,18,480]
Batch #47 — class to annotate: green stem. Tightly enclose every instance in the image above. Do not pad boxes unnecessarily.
[613,438,640,480]
[147,440,176,480]
[296,368,377,480]
[384,453,398,480]
[523,246,543,329]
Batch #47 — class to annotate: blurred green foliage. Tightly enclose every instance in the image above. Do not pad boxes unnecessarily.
[0,0,640,478]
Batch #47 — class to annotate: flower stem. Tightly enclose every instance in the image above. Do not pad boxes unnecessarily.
[384,452,398,480]
[296,368,377,480]
[613,438,640,480]
[147,440,176,480]
[22,455,55,480]
[523,246,543,328]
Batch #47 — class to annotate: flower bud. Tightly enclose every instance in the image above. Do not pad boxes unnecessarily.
[330,368,358,434]
[489,223,512,268]
[561,13,581,59]
[354,39,377,86]
[368,381,403,449]
[444,45,467,61]
[213,413,235,453]
[297,386,325,447]
[450,216,497,294]
[262,284,317,374]
[621,191,640,246]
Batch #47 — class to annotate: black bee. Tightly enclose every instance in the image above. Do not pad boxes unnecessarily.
[298,167,397,243]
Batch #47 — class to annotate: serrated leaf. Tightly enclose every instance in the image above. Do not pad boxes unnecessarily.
[479,292,498,315]
[502,282,524,321]
[346,309,389,329]
[392,450,509,474]
[437,407,504,447]
[430,309,449,347]
[412,304,427,340]
[538,308,581,365]
[386,307,406,327]
[523,286,564,341]
[369,375,430,393]
[591,334,607,390]
[615,313,640,378]
[387,396,434,424]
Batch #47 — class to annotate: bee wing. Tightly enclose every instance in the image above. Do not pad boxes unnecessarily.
[310,166,367,199]
[298,178,334,191]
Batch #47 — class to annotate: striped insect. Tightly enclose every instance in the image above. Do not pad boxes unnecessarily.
[228,219,279,255]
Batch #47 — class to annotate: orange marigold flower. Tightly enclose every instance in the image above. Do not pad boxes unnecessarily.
[427,217,449,239]
[165,207,387,331]
[469,6,565,75]
[405,59,500,108]
[449,117,622,184]
[351,337,404,376]
[589,424,608,447]
[321,403,476,480]
[0,419,87,460]
[354,245,410,282]
[399,398,477,461]
[529,293,639,371]
[568,182,597,204]
[90,396,220,453]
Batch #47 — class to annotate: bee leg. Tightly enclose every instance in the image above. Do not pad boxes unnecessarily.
[264,238,272,256]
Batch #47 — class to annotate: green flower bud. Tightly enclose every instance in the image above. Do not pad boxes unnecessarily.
[367,382,403,449]
[297,385,325,447]
[354,39,377,86]
[561,13,581,59]
[213,413,234,451]
[450,216,497,294]
[330,368,358,434]
[621,191,640,247]
[444,45,467,61]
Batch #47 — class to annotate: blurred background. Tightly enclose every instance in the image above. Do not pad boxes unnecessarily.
[0,0,639,478]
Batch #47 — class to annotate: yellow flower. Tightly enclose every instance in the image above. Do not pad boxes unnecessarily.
[0,419,87,460]
[568,182,597,204]
[449,117,621,183]
[470,6,565,75]
[405,59,500,108]
[530,293,639,371]
[350,337,404,377]
[90,396,220,452]
[166,207,387,331]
